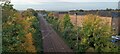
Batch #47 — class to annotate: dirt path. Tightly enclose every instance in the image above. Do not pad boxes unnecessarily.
[39,14,73,52]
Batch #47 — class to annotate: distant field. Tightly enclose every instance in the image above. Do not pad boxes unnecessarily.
[59,14,112,27]
[70,15,112,27]
[70,15,84,27]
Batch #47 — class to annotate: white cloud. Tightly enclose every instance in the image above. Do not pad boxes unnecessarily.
[11,0,43,4]
[60,0,119,2]
[11,0,120,5]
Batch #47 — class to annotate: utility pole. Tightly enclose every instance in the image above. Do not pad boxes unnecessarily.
[75,12,79,51]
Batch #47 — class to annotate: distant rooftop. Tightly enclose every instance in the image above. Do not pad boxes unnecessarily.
[112,12,120,17]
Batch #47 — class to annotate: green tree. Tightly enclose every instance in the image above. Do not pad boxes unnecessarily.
[2,1,41,52]
[79,14,118,52]
[63,14,73,30]
[62,14,74,40]
[2,1,27,52]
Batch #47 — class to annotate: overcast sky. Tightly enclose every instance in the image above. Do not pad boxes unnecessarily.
[11,0,120,11]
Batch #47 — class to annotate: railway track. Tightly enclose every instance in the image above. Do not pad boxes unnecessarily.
[39,14,73,53]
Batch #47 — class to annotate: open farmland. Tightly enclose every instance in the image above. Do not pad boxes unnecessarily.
[58,14,112,27]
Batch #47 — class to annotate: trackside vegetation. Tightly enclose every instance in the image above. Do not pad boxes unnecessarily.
[45,12,120,52]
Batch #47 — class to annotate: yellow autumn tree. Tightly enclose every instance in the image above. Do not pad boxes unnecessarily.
[79,14,118,52]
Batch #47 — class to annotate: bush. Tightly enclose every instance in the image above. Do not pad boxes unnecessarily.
[79,14,118,52]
